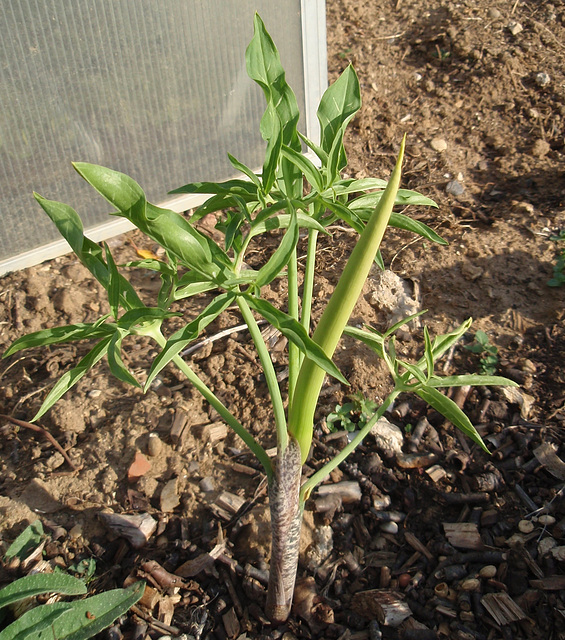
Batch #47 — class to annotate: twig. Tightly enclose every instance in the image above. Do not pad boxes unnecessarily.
[0,414,79,471]
[180,320,267,357]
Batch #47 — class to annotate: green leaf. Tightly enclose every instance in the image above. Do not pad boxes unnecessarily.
[318,196,364,234]
[249,211,328,239]
[428,318,473,362]
[145,292,236,389]
[33,194,144,311]
[321,178,388,197]
[342,325,385,359]
[415,386,488,452]
[427,374,518,388]
[227,153,263,190]
[260,105,283,193]
[244,296,348,385]
[350,190,438,213]
[246,14,300,148]
[3,323,115,359]
[0,602,72,640]
[116,307,180,332]
[0,574,86,610]
[32,337,112,422]
[0,582,145,640]
[107,331,140,388]
[423,326,434,379]
[317,65,361,154]
[255,207,299,288]
[280,146,324,193]
[169,178,258,198]
[388,212,446,245]
[104,245,120,320]
[4,521,44,560]
[383,310,428,339]
[297,131,328,165]
[73,163,229,281]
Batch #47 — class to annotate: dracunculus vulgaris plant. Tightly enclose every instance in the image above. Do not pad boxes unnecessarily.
[4,15,517,624]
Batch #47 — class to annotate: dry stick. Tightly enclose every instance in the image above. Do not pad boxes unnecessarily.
[0,414,78,471]
[180,320,267,357]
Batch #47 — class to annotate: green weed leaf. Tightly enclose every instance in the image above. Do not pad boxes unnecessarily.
[4,521,44,560]
[0,574,86,610]
[428,374,518,388]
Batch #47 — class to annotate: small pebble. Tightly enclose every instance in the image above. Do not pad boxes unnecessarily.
[398,573,412,588]
[431,137,448,152]
[147,432,163,457]
[479,565,497,579]
[380,521,398,534]
[460,578,481,592]
[518,519,535,534]
[488,8,502,20]
[551,546,565,561]
[69,524,83,539]
[535,72,551,87]
[199,476,215,493]
[538,514,556,526]
[446,180,465,196]
[538,537,557,557]
[160,479,180,513]
[532,139,551,158]
[508,21,523,35]
[88,389,102,398]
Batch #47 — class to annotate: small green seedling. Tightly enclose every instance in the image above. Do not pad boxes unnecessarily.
[548,229,565,287]
[327,392,378,432]
[3,15,517,624]
[0,522,144,639]
[464,330,499,375]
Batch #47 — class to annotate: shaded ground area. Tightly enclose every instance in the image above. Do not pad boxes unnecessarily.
[0,1,564,639]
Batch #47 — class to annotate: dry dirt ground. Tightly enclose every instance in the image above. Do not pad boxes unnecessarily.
[0,1,564,639]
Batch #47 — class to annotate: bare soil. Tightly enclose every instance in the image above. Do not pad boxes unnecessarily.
[1,1,564,639]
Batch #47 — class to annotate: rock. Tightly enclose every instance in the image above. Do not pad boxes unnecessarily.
[371,418,404,457]
[532,138,551,157]
[199,476,215,493]
[160,478,180,513]
[461,262,484,281]
[128,451,152,482]
[488,8,502,20]
[430,137,448,152]
[507,21,523,35]
[99,512,157,548]
[446,180,465,196]
[535,72,551,87]
[147,432,163,457]
[369,270,420,326]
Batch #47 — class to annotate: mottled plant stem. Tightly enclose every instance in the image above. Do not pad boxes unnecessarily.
[266,437,303,624]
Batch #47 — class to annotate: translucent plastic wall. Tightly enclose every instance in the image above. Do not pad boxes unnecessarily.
[0,1,326,273]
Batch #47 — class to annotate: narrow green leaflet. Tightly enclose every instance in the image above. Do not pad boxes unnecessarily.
[34,195,143,311]
[245,14,300,148]
[227,153,263,191]
[388,212,446,245]
[0,574,86,610]
[169,178,258,198]
[318,197,364,234]
[423,326,434,379]
[32,336,112,422]
[427,374,518,388]
[416,386,489,452]
[107,330,140,387]
[3,324,115,359]
[104,244,121,319]
[280,146,324,193]
[317,65,361,154]
[321,178,388,197]
[244,296,348,385]
[260,105,283,194]
[255,208,299,288]
[249,211,327,239]
[144,292,236,389]
[116,307,180,332]
[342,325,385,359]
[350,190,438,213]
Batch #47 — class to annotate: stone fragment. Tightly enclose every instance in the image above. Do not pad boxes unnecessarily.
[128,451,151,482]
[369,270,420,326]
[488,8,502,20]
[446,180,465,196]
[507,21,523,35]
[535,72,551,87]
[431,137,447,152]
[99,512,157,548]
[371,418,404,456]
[160,478,180,512]
[461,262,484,281]
[199,476,215,493]
[532,139,551,157]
